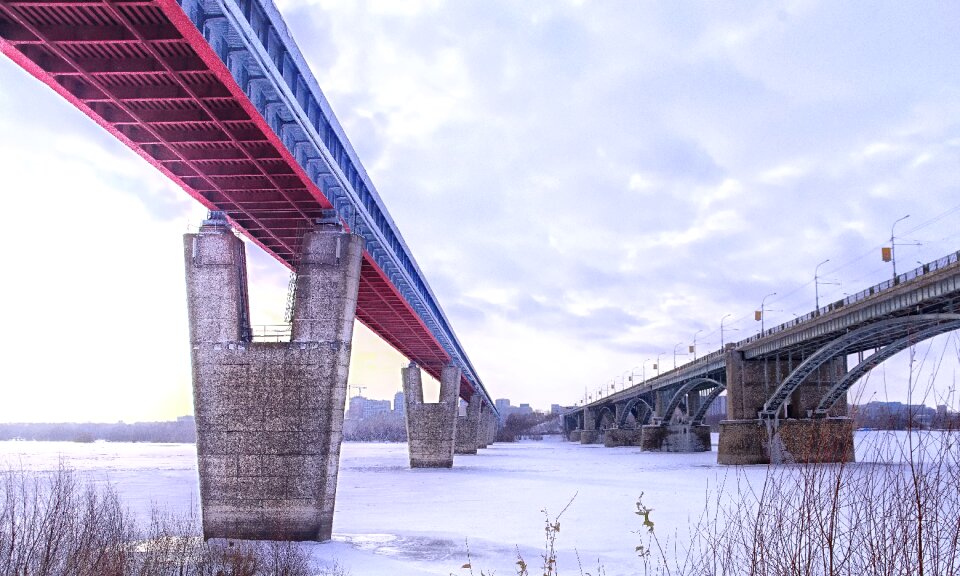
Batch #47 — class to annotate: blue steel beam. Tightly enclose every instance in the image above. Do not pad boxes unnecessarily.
[174,0,495,413]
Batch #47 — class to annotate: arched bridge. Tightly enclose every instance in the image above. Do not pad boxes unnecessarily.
[565,250,960,464]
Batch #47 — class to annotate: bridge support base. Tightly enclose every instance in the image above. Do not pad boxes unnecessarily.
[603,428,643,447]
[580,430,600,444]
[403,363,460,468]
[455,394,481,455]
[568,430,582,442]
[186,213,363,541]
[718,418,855,464]
[640,424,711,452]
[772,418,855,464]
[717,420,769,465]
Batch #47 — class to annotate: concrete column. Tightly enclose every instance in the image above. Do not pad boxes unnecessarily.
[484,408,498,445]
[580,407,599,444]
[718,349,854,465]
[476,403,490,449]
[455,391,481,455]
[403,363,460,467]
[186,210,363,541]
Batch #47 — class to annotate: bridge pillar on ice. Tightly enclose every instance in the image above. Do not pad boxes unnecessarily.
[482,407,498,446]
[403,363,460,467]
[580,407,599,444]
[639,424,711,452]
[455,392,481,454]
[186,211,363,541]
[718,348,854,465]
[476,403,491,449]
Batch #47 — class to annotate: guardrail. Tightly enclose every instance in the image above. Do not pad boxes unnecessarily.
[250,324,292,342]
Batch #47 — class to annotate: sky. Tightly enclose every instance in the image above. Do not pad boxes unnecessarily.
[1,0,959,422]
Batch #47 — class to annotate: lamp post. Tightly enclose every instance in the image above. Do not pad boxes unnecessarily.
[628,366,639,387]
[758,292,776,334]
[891,214,910,280]
[673,342,686,369]
[720,313,732,347]
[642,359,651,383]
[691,329,704,360]
[815,258,830,311]
[655,353,662,376]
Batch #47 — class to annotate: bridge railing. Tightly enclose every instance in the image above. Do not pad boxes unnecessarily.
[741,250,960,344]
[250,324,293,342]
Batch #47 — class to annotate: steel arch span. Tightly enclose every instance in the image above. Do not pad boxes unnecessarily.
[660,378,724,425]
[617,397,654,428]
[761,314,960,419]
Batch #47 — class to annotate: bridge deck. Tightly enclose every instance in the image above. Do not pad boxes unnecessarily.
[0,0,492,407]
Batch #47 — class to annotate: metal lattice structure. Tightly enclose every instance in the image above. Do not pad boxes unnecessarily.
[660,378,723,425]
[0,0,495,413]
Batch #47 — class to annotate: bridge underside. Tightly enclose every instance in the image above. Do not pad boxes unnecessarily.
[0,0,467,391]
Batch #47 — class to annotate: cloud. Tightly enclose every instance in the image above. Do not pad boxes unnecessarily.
[2,0,960,417]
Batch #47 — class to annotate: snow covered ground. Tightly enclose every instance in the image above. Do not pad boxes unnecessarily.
[0,432,932,575]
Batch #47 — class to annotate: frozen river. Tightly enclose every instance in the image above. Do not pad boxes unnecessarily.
[0,432,933,575]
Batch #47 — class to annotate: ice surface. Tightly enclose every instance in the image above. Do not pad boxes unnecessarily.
[0,432,932,575]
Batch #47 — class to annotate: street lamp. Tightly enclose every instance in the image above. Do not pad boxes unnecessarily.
[642,359,651,383]
[673,342,686,369]
[690,329,704,360]
[655,353,663,376]
[890,214,910,280]
[757,292,776,334]
[815,258,830,311]
[720,313,732,347]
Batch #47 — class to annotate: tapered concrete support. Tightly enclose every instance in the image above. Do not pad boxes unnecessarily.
[604,428,643,447]
[476,405,490,449]
[481,408,497,446]
[455,392,481,455]
[640,424,711,452]
[403,363,460,467]
[186,211,363,541]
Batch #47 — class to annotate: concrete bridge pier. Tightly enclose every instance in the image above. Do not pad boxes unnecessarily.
[402,363,461,467]
[455,392,481,455]
[639,424,711,452]
[476,404,491,449]
[186,211,364,541]
[603,428,643,447]
[718,349,854,465]
[580,407,599,444]
[483,407,498,446]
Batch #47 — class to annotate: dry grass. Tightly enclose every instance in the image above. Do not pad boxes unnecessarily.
[0,464,316,576]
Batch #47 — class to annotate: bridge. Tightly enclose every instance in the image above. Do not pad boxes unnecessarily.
[0,0,497,540]
[563,250,960,465]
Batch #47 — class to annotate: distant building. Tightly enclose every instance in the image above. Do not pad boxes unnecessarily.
[394,391,405,416]
[551,404,563,415]
[347,396,391,420]
[516,403,533,416]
